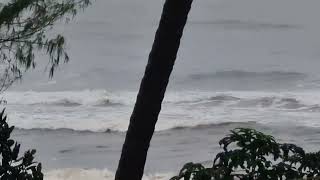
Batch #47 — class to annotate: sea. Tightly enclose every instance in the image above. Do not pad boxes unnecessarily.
[2,0,320,179]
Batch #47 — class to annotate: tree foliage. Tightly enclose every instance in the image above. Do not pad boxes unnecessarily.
[171,128,320,180]
[0,0,90,93]
[0,109,43,180]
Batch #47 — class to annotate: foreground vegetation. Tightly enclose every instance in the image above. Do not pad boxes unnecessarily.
[171,128,320,180]
[0,109,43,179]
[1,1,90,177]
[0,0,90,93]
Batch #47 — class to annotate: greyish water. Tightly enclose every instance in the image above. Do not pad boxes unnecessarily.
[2,0,320,179]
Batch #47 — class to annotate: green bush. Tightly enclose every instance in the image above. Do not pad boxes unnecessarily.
[171,128,320,180]
[0,109,43,180]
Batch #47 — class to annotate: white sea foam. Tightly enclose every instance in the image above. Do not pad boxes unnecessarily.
[45,168,173,180]
[3,90,320,132]
[3,89,320,107]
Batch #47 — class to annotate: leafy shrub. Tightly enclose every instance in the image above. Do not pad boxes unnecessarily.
[0,109,43,180]
[171,128,320,180]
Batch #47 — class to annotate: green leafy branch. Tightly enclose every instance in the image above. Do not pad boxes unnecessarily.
[171,128,320,180]
[0,0,91,93]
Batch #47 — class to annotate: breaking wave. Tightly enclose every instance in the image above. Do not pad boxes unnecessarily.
[170,121,257,131]
[189,70,307,80]
[3,90,320,132]
[2,90,128,107]
[171,93,320,111]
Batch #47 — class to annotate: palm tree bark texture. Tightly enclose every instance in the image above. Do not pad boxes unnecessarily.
[115,0,193,179]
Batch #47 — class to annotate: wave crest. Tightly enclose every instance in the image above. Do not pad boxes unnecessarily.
[189,70,307,80]
[5,90,320,132]
[3,90,126,107]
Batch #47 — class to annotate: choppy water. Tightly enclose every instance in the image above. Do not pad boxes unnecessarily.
[3,0,320,179]
[4,89,320,132]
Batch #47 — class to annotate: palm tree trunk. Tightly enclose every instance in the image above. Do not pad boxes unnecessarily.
[115,0,193,179]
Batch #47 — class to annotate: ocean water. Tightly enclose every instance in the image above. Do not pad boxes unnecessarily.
[3,0,320,179]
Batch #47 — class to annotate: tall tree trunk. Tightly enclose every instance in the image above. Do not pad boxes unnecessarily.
[115,0,193,179]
